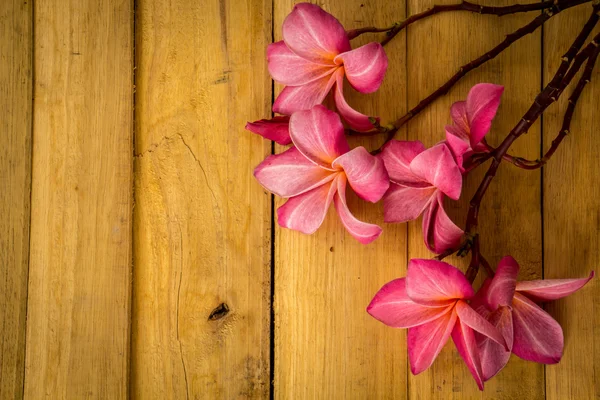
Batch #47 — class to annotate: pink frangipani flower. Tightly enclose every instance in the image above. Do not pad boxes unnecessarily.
[269,3,388,131]
[471,256,594,382]
[245,116,291,145]
[378,140,463,253]
[445,83,504,170]
[253,105,389,244]
[368,259,507,390]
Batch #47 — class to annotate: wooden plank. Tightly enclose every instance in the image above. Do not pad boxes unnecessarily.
[0,0,32,398]
[543,6,600,400]
[131,0,272,398]
[406,0,544,398]
[272,1,408,398]
[24,0,133,398]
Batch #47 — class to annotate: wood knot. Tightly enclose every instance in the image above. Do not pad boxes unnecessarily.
[208,303,230,321]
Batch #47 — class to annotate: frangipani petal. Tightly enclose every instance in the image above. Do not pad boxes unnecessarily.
[422,194,463,254]
[455,300,507,349]
[445,124,470,169]
[466,83,504,146]
[289,105,350,168]
[477,306,513,382]
[450,101,470,134]
[268,41,336,86]
[282,3,350,63]
[334,42,388,93]
[333,70,377,132]
[452,319,484,390]
[515,271,594,302]
[410,143,462,200]
[378,140,427,185]
[246,116,291,145]
[367,278,455,328]
[408,309,458,374]
[486,255,519,310]
[511,292,563,364]
[254,146,335,198]
[332,146,389,202]
[277,175,339,234]
[273,72,337,115]
[383,184,435,223]
[406,259,474,305]
[333,176,382,244]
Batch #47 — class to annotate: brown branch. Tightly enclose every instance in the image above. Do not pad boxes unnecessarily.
[380,0,590,45]
[465,235,481,283]
[483,32,600,170]
[464,30,600,238]
[347,0,569,40]
[504,47,600,170]
[438,7,600,265]
[351,0,592,143]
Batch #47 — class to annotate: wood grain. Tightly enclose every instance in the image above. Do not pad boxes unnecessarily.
[406,0,544,398]
[0,0,32,398]
[131,0,272,398]
[24,0,133,398]
[543,5,600,399]
[273,1,408,398]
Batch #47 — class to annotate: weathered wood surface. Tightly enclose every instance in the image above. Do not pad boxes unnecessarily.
[0,0,32,398]
[543,6,600,400]
[24,0,133,398]
[132,0,272,398]
[0,0,597,398]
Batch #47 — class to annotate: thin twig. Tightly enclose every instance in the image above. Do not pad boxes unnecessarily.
[347,0,566,40]
[439,8,600,264]
[464,29,600,239]
[351,0,591,143]
[381,0,589,45]
[504,47,600,170]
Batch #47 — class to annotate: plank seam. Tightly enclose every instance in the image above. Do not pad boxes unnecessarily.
[21,0,35,397]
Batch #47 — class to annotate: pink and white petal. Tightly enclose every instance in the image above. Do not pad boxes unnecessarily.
[477,306,513,381]
[333,70,377,132]
[511,292,563,364]
[246,116,292,145]
[455,300,507,348]
[406,259,474,305]
[333,176,382,244]
[367,278,455,328]
[515,271,594,302]
[383,184,435,223]
[450,101,470,135]
[268,41,337,86]
[254,146,335,198]
[422,195,463,254]
[408,309,458,374]
[333,42,388,93]
[277,175,339,234]
[486,255,520,310]
[452,320,485,390]
[410,143,462,200]
[272,72,337,115]
[282,3,351,63]
[289,104,350,168]
[332,146,389,202]
[445,124,471,170]
[378,140,427,185]
[466,83,504,146]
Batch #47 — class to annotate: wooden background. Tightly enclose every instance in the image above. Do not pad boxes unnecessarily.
[0,0,598,398]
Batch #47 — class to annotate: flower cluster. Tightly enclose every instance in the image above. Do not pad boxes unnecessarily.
[368,258,593,389]
[246,2,595,391]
